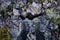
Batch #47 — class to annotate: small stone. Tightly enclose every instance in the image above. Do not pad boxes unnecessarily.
[13,8,20,15]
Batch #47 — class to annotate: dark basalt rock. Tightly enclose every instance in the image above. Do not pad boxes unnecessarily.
[17,28,29,40]
[36,29,45,40]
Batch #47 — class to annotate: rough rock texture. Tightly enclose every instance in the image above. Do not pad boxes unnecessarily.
[0,0,60,40]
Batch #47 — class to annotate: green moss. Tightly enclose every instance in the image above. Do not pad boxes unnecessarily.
[0,26,11,40]
[27,2,30,6]
[48,0,52,2]
[7,5,13,12]
[0,9,1,12]
[39,0,44,3]
[23,6,26,11]
[56,28,60,36]
[4,10,8,16]
[57,18,60,20]
[39,0,52,3]
[46,15,50,20]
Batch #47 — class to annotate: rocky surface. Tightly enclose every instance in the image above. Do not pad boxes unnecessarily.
[0,0,60,40]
